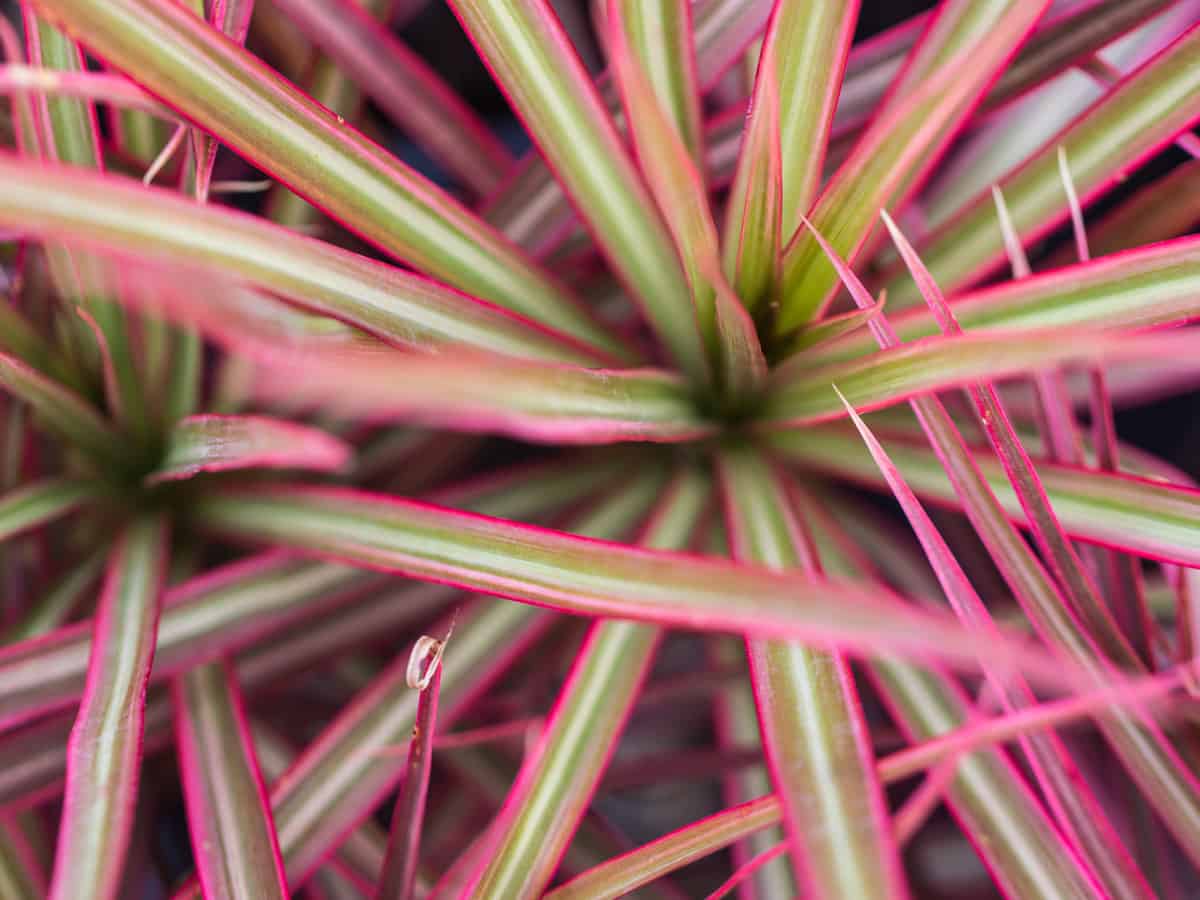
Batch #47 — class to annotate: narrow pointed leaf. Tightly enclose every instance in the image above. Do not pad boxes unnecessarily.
[719,446,906,899]
[375,656,439,900]
[752,0,859,235]
[150,414,351,483]
[606,9,766,396]
[248,343,710,445]
[193,483,1085,681]
[0,351,122,464]
[761,326,1197,429]
[720,45,782,312]
[33,0,624,358]
[887,23,1200,305]
[0,479,95,544]
[446,0,706,380]
[465,468,707,900]
[174,660,288,900]
[786,298,885,356]
[0,154,603,365]
[609,0,703,164]
[268,0,513,197]
[808,223,1200,869]
[47,516,168,900]
[809,235,1200,366]
[775,0,1049,331]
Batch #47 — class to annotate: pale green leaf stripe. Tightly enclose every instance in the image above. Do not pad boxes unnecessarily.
[763,0,859,234]
[0,154,598,365]
[775,0,1047,332]
[174,662,288,900]
[804,236,1200,366]
[468,468,708,900]
[192,484,1075,678]
[888,23,1200,306]
[615,0,703,163]
[34,0,625,360]
[721,447,904,899]
[0,823,40,900]
[761,329,1191,427]
[48,516,168,900]
[0,352,122,464]
[773,425,1200,567]
[449,0,706,380]
[0,479,95,544]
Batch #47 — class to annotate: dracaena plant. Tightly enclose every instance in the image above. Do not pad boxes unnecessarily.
[0,0,1196,896]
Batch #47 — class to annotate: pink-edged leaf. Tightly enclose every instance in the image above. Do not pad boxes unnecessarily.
[807,215,1200,871]
[193,482,1087,684]
[0,351,122,464]
[886,22,1200,305]
[0,154,608,365]
[0,820,43,900]
[718,445,906,899]
[775,0,1050,331]
[762,324,1200,430]
[447,0,707,382]
[243,342,710,445]
[752,0,859,236]
[464,469,706,900]
[149,414,351,483]
[705,844,787,900]
[608,0,704,164]
[545,795,782,900]
[0,555,366,735]
[692,0,772,90]
[376,648,441,900]
[47,516,168,900]
[165,464,656,897]
[721,37,782,314]
[774,422,1200,568]
[606,8,766,396]
[174,660,288,900]
[268,0,513,197]
[882,210,1139,669]
[835,391,1152,898]
[808,234,1200,366]
[0,65,176,119]
[0,479,95,544]
[33,0,625,360]
[785,295,885,356]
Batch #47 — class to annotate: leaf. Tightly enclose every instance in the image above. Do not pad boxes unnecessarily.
[47,516,168,900]
[173,661,288,900]
[720,38,782,313]
[807,234,1200,366]
[805,214,1200,871]
[464,468,707,899]
[774,0,1049,331]
[718,445,906,899]
[33,0,625,360]
[376,647,440,900]
[246,343,711,445]
[835,392,1151,898]
[0,154,606,365]
[761,325,1199,429]
[0,479,95,545]
[194,482,1089,683]
[785,296,885,356]
[150,414,352,483]
[0,351,122,465]
[268,0,513,197]
[609,0,704,164]
[448,0,707,382]
[752,0,860,236]
[887,22,1200,305]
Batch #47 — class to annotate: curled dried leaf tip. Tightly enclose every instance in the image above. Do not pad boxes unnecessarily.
[407,634,447,690]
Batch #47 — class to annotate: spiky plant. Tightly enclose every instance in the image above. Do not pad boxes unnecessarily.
[0,0,1197,896]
